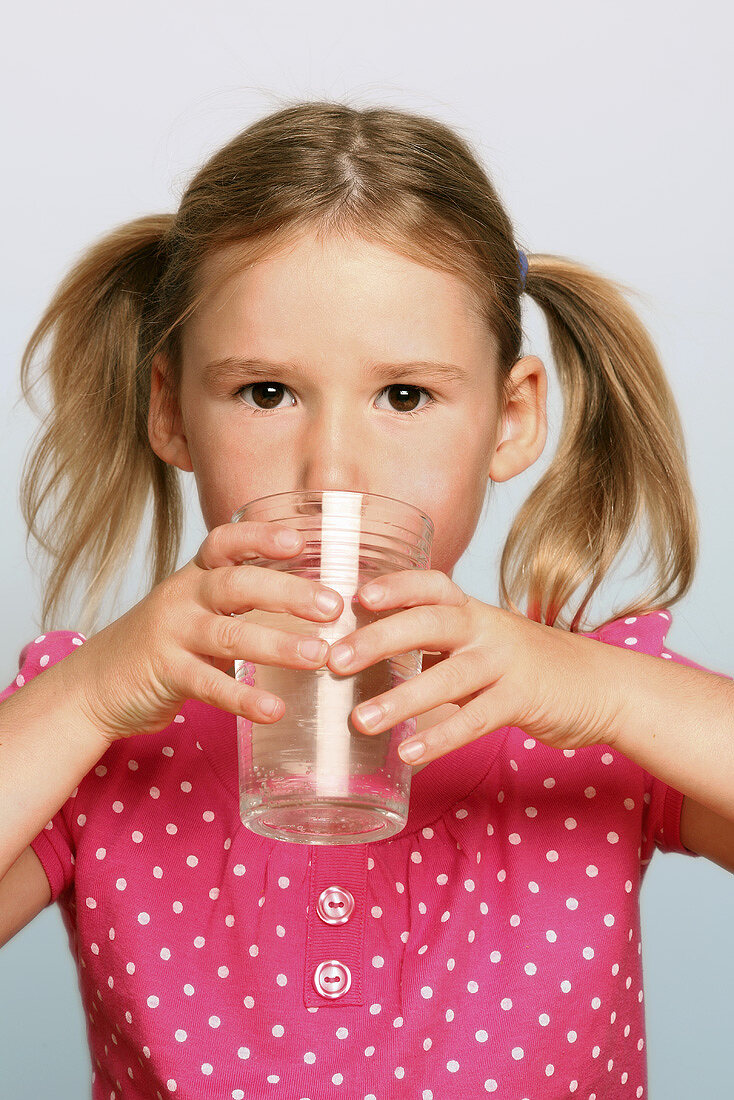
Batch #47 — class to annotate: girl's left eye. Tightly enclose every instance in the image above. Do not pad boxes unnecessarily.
[233,382,436,418]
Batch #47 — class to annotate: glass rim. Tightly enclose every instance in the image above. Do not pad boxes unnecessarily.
[231,489,434,538]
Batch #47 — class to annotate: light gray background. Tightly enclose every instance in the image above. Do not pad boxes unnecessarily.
[1,1,733,1097]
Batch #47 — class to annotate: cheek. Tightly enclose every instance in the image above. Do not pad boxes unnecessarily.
[411,467,486,573]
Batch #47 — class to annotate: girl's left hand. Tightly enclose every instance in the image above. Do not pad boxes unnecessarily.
[326,570,625,765]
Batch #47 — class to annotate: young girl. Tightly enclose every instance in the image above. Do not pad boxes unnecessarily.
[1,100,733,1100]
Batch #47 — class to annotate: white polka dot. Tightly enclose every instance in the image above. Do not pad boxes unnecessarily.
[539,1013,550,1026]
[586,865,599,877]
[583,947,595,960]
[511,1047,524,1060]
[132,831,144,843]
[147,996,159,1008]
[186,855,198,867]
[181,781,192,793]
[175,1029,187,1042]
[233,865,246,876]
[203,811,215,822]
[96,848,106,860]
[128,759,138,771]
[95,765,107,777]
[173,901,183,913]
[501,998,512,1010]
[77,814,86,826]
[194,936,205,948]
[160,948,171,960]
[218,966,229,978]
[566,898,579,910]
[209,1015,220,1028]
[624,636,638,646]
[546,850,559,862]
[166,823,177,835]
[138,913,150,925]
[126,962,135,974]
[162,746,174,757]
[112,801,124,813]
[166,1080,176,1092]
[607,831,620,843]
[150,787,160,799]
[184,984,194,995]
[85,897,97,909]
[201,1063,213,1075]
[116,879,126,891]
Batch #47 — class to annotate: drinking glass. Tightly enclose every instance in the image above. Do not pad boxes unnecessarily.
[232,489,434,844]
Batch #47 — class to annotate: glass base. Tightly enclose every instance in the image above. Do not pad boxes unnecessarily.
[241,795,408,845]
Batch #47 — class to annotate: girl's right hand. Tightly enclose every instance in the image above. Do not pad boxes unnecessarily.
[71,521,344,743]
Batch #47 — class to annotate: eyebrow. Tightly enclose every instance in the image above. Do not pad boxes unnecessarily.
[202,356,473,386]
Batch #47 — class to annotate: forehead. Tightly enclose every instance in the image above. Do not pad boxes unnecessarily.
[186,230,493,361]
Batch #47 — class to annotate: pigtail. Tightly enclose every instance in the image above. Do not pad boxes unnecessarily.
[18,213,182,637]
[499,253,698,632]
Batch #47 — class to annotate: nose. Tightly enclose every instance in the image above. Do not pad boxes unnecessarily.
[298,398,370,494]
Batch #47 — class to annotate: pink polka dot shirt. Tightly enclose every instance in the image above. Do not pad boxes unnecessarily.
[1,610,714,1099]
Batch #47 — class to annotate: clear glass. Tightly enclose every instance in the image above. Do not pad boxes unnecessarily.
[232,489,434,845]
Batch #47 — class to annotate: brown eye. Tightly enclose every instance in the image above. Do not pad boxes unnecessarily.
[384,385,422,412]
[236,382,294,413]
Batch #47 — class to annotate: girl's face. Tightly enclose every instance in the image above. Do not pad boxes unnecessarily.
[149,229,547,578]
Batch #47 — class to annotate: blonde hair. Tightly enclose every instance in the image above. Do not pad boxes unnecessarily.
[19,99,697,638]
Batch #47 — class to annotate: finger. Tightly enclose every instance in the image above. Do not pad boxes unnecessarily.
[178,654,285,723]
[351,648,493,734]
[327,603,469,675]
[184,609,330,672]
[358,568,467,611]
[192,521,304,571]
[397,690,507,766]
[199,563,342,621]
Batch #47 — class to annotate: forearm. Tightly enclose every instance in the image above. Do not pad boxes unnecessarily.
[604,643,734,823]
[0,651,112,879]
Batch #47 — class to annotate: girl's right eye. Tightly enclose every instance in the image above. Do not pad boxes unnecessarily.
[235,382,295,416]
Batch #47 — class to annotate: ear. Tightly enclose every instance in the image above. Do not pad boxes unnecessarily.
[148,353,194,473]
[488,356,548,483]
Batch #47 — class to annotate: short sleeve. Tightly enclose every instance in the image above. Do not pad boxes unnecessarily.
[642,629,733,859]
[0,629,88,903]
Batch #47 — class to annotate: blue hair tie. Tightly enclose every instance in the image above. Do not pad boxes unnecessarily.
[517,249,528,292]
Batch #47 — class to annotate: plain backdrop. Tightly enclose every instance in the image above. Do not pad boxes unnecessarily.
[1,1,733,1097]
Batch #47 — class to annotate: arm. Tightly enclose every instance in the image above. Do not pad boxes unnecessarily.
[0,646,112,883]
[605,643,734,867]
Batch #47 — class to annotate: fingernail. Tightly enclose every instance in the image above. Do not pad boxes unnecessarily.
[299,638,327,662]
[330,643,354,669]
[361,584,384,605]
[355,703,383,729]
[399,740,425,763]
[277,529,301,549]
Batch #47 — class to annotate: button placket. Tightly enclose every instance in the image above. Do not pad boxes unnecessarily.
[305,847,368,1007]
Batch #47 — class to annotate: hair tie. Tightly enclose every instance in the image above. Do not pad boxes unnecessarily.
[518,249,528,292]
